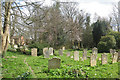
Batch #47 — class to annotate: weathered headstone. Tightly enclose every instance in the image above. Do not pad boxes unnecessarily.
[101,53,107,65]
[31,48,37,56]
[112,52,118,63]
[49,47,53,55]
[62,46,65,50]
[92,47,98,58]
[74,51,79,61]
[59,49,63,56]
[66,52,70,57]
[83,49,87,60]
[43,48,49,58]
[90,54,96,66]
[48,57,61,69]
[110,49,116,58]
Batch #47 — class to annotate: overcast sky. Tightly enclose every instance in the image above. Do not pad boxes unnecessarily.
[19,0,120,21]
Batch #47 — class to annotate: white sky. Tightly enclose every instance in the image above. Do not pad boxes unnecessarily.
[19,0,120,21]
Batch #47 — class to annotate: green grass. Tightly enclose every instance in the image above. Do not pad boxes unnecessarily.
[2,50,119,78]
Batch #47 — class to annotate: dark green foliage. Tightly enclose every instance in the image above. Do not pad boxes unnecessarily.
[28,42,49,55]
[98,35,116,52]
[108,31,120,49]
[92,20,110,46]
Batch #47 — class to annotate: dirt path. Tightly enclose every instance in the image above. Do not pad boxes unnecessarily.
[24,58,37,78]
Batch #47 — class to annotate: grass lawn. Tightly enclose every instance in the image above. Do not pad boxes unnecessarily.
[1,50,119,78]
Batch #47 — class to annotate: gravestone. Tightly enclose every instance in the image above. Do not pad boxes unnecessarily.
[92,47,98,58]
[110,49,116,58]
[48,57,61,69]
[31,48,37,56]
[74,51,79,61]
[90,54,96,66]
[43,47,48,55]
[101,53,107,65]
[83,49,87,60]
[43,48,49,58]
[66,52,70,57]
[112,52,118,63]
[59,49,63,56]
[110,49,113,54]
[62,47,65,50]
[49,47,53,55]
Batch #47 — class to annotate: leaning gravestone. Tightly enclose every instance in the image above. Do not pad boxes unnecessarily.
[92,47,98,58]
[83,49,87,60]
[48,57,61,69]
[90,54,96,66]
[59,49,63,56]
[74,51,79,61]
[49,47,53,55]
[31,48,37,56]
[43,48,49,58]
[101,53,107,65]
[112,52,118,63]
[66,52,70,57]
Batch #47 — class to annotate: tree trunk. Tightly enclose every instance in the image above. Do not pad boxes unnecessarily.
[2,2,12,58]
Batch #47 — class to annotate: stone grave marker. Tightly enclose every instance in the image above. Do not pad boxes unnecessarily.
[92,47,98,58]
[59,49,63,56]
[101,53,107,65]
[112,52,118,63]
[48,57,61,69]
[90,54,96,66]
[31,48,37,56]
[43,48,49,58]
[74,51,79,61]
[83,49,87,60]
[66,52,70,57]
[49,47,53,55]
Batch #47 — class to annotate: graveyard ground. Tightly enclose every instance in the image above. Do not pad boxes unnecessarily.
[2,50,119,78]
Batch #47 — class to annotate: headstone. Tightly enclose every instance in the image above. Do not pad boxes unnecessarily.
[14,45,18,49]
[101,53,107,65]
[110,49,116,58]
[49,47,53,55]
[74,51,79,61]
[59,49,63,56]
[62,47,65,50]
[112,52,118,63]
[31,48,37,56]
[92,47,98,58]
[90,54,96,66]
[83,49,87,60]
[48,57,61,69]
[43,47,48,55]
[43,48,49,58]
[66,52,70,57]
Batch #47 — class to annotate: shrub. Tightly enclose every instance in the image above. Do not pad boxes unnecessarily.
[108,31,120,49]
[28,42,49,55]
[97,35,116,53]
